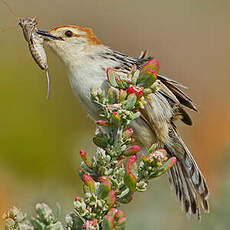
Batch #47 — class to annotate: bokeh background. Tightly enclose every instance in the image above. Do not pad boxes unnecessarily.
[1,0,230,229]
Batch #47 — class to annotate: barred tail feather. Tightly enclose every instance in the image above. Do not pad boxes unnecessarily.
[181,144,209,212]
[166,128,209,219]
[168,162,201,219]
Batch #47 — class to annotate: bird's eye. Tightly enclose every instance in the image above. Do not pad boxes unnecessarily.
[65,30,73,37]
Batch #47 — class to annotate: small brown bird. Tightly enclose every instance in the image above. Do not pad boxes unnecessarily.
[37,25,209,219]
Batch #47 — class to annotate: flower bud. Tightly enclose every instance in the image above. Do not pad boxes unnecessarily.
[83,220,98,229]
[90,88,98,98]
[90,88,103,98]
[141,155,151,164]
[122,128,134,140]
[130,137,136,143]
[80,150,92,168]
[123,145,140,156]
[74,196,80,202]
[150,157,177,178]
[111,112,121,126]
[151,149,168,162]
[83,174,96,193]
[126,85,143,98]
[90,219,97,226]
[98,176,110,182]
[96,120,109,127]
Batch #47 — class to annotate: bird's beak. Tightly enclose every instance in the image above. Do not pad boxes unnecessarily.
[37,30,63,41]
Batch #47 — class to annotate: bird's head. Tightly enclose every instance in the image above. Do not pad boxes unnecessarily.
[37,25,102,65]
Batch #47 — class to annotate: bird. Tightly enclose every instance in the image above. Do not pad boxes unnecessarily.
[37,25,209,219]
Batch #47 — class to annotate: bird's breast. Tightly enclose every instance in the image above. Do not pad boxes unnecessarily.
[66,62,107,119]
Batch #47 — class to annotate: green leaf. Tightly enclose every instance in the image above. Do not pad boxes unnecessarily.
[141,59,159,73]
[124,94,137,110]
[148,143,158,155]
[115,76,126,89]
[31,217,46,230]
[80,150,92,169]
[104,190,116,209]
[82,174,96,193]
[65,212,83,230]
[46,222,64,230]
[124,171,136,192]
[97,181,112,199]
[118,191,134,204]
[4,218,15,230]
[35,203,55,225]
[115,210,124,219]
[103,215,114,230]
[137,69,157,88]
[93,134,108,149]
[111,112,121,127]
[107,68,119,88]
[119,89,127,103]
[108,87,115,104]
[115,216,126,230]
[123,145,140,156]
[107,208,118,217]
[150,157,177,178]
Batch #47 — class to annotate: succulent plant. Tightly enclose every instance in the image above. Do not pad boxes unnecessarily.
[4,59,176,230]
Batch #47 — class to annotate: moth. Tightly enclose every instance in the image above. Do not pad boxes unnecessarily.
[19,17,50,100]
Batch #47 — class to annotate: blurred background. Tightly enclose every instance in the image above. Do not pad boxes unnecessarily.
[0,0,230,229]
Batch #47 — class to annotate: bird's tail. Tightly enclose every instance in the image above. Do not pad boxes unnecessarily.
[166,128,209,219]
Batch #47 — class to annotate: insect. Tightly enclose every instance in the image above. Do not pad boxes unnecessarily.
[19,17,50,100]
[1,0,51,100]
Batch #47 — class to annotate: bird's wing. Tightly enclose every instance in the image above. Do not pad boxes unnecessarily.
[109,50,197,125]
[157,74,198,112]
[135,53,198,125]
[109,50,209,218]
[134,56,209,218]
